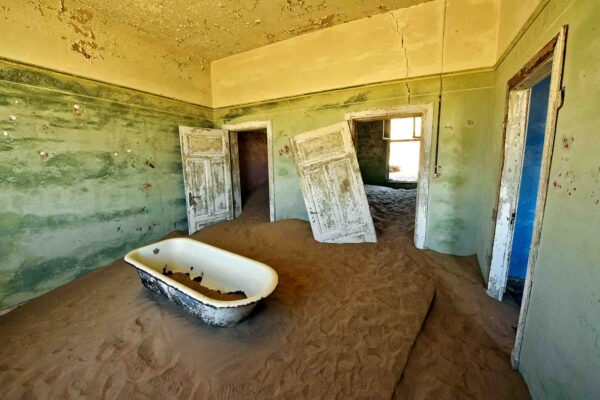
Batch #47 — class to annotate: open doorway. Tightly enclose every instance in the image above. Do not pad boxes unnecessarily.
[346,104,433,248]
[505,75,551,305]
[237,130,269,220]
[486,27,567,369]
[223,121,275,222]
[353,116,421,239]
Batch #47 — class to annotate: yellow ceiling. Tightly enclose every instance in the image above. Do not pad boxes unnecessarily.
[77,0,432,61]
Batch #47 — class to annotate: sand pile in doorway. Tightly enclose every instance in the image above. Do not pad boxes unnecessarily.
[360,183,530,398]
[0,218,434,398]
[364,184,417,240]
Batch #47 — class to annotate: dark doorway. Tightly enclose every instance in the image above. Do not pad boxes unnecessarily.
[506,74,551,304]
[237,129,269,219]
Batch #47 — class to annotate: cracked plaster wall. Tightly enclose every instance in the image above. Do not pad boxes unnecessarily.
[211,0,501,108]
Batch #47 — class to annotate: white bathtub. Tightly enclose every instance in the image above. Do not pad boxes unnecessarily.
[124,238,278,327]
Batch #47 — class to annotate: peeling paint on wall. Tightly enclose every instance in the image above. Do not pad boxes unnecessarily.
[0,59,211,308]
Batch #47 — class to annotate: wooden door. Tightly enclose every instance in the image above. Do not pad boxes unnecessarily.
[179,126,233,234]
[290,122,377,243]
[487,90,530,300]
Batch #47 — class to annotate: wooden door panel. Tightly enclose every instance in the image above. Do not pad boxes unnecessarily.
[306,166,339,233]
[187,159,210,217]
[296,131,347,164]
[210,159,230,214]
[179,126,233,234]
[329,159,363,228]
[291,122,376,243]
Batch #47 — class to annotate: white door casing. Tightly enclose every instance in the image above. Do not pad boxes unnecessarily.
[179,126,234,234]
[512,26,568,369]
[487,26,568,311]
[222,120,275,222]
[290,122,377,243]
[487,90,531,301]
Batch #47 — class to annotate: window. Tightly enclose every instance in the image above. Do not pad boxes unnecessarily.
[386,116,421,182]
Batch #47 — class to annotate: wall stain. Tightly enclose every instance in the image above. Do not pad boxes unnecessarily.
[0,60,208,307]
[278,145,291,156]
[562,135,574,149]
[343,92,368,104]
[0,207,148,237]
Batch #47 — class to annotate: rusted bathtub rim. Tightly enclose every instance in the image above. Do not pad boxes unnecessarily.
[124,237,279,309]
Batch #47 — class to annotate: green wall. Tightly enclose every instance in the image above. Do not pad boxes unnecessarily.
[356,120,389,186]
[476,0,600,397]
[215,71,494,256]
[0,62,494,308]
[0,60,212,308]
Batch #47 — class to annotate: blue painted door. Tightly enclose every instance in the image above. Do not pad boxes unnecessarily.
[508,75,552,280]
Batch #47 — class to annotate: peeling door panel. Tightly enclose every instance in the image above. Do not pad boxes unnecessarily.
[211,159,229,213]
[306,166,339,233]
[179,126,233,234]
[297,131,346,164]
[487,90,530,300]
[187,159,210,217]
[291,122,376,243]
[329,159,363,227]
[189,136,222,153]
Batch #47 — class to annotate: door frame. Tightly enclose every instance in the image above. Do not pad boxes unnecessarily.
[222,120,275,222]
[344,103,434,249]
[484,27,567,369]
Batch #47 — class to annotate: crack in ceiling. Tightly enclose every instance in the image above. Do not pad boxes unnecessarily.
[76,0,432,61]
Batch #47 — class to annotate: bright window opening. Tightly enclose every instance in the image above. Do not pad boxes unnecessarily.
[387,117,421,182]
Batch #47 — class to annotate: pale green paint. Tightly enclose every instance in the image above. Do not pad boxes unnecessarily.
[214,71,495,256]
[0,60,212,307]
[476,0,600,397]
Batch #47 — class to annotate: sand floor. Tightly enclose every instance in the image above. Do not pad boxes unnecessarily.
[362,185,530,399]
[0,184,530,399]
[0,185,434,399]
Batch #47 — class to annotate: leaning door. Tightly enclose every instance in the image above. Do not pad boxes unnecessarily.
[179,126,233,234]
[290,122,377,243]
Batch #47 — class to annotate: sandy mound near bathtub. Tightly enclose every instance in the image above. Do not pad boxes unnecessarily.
[0,216,434,398]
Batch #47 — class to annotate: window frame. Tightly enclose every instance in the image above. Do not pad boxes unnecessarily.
[385,116,423,183]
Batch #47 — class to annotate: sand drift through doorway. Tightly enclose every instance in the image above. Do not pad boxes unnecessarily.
[345,104,434,249]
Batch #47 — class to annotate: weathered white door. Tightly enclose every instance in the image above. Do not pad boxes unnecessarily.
[487,90,531,301]
[290,122,377,243]
[179,126,233,234]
